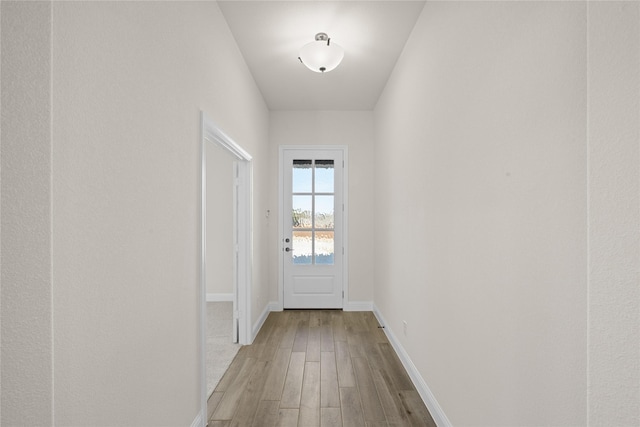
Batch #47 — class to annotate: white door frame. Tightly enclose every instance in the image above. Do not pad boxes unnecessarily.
[278,145,349,310]
[200,112,252,420]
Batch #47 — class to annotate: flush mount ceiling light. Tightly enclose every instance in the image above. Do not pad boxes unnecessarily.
[298,32,344,73]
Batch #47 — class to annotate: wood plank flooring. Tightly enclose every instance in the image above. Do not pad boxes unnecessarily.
[207,310,437,427]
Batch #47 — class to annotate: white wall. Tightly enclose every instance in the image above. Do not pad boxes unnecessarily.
[0,2,53,424]
[374,2,589,425]
[269,111,375,306]
[0,1,268,425]
[375,1,640,425]
[587,2,640,424]
[206,142,234,296]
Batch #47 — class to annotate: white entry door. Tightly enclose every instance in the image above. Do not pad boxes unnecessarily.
[282,148,344,309]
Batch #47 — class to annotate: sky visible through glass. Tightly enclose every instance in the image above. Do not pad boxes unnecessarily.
[292,163,334,215]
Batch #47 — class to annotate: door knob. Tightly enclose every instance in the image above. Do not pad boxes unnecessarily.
[285,247,291,252]
[285,238,290,243]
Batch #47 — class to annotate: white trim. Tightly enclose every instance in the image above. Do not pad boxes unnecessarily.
[199,115,208,427]
[372,304,452,427]
[232,161,239,343]
[200,111,254,427]
[278,145,349,310]
[277,148,285,311]
[206,293,234,302]
[202,116,252,161]
[190,412,203,427]
[236,159,253,345]
[342,148,350,309]
[343,301,373,312]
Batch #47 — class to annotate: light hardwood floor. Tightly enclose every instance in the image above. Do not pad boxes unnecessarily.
[207,310,436,427]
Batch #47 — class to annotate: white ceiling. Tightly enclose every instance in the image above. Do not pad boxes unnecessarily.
[218,1,426,110]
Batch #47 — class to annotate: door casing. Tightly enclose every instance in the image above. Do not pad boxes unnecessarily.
[278,145,349,310]
[200,112,253,422]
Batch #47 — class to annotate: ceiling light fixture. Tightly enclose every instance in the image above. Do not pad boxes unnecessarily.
[298,32,344,73]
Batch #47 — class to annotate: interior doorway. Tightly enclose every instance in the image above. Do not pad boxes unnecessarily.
[203,133,242,403]
[200,112,252,418]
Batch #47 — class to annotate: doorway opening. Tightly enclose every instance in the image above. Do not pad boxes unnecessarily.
[200,112,252,418]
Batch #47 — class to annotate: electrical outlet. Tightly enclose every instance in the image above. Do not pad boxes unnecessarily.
[403,320,408,336]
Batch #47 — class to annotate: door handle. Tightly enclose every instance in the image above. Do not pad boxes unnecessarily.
[285,247,291,252]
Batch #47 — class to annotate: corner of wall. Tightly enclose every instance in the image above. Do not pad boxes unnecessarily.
[587,2,640,423]
[190,411,203,427]
[343,301,373,312]
[372,305,451,427]
[252,301,280,342]
[0,1,54,424]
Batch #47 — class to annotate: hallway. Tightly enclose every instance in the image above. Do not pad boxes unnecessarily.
[3,1,638,425]
[207,311,436,426]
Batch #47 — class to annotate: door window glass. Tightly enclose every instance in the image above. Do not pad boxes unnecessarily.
[314,195,334,228]
[291,159,335,265]
[292,160,312,193]
[314,160,334,193]
[292,231,312,265]
[315,231,334,264]
[292,195,312,229]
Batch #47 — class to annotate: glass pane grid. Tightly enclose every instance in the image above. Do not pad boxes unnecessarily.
[291,158,336,266]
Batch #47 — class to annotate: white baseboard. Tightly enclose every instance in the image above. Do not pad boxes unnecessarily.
[271,301,373,312]
[206,293,233,302]
[372,304,452,427]
[252,302,279,342]
[190,411,203,427]
[343,300,373,311]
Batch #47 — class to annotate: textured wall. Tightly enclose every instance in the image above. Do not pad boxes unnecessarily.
[0,2,53,424]
[374,2,588,425]
[269,111,375,305]
[51,1,268,425]
[587,2,640,424]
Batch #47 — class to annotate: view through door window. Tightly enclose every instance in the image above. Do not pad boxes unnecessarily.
[292,159,335,265]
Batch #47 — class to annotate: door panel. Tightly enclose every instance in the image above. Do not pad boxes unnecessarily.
[283,149,344,309]
[293,276,335,294]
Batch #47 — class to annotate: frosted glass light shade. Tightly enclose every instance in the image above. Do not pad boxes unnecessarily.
[298,33,344,73]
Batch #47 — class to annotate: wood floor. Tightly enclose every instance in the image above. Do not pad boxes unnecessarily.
[207,310,436,427]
